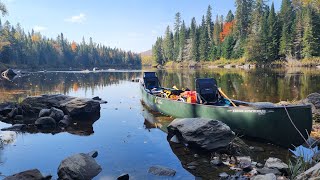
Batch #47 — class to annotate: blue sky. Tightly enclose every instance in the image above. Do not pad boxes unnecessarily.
[2,0,281,53]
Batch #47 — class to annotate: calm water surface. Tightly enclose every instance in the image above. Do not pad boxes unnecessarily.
[0,68,319,179]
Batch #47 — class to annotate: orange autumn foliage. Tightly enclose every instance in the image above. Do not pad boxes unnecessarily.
[220,20,235,42]
[71,41,77,52]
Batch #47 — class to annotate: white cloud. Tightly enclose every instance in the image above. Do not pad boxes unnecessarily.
[33,25,47,32]
[65,13,86,23]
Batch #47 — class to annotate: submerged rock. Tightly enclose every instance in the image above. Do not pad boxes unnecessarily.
[1,124,26,131]
[117,173,129,180]
[4,169,51,180]
[35,117,56,129]
[20,94,103,120]
[265,157,288,170]
[39,109,51,118]
[167,118,235,151]
[148,165,176,176]
[58,152,102,180]
[50,107,64,121]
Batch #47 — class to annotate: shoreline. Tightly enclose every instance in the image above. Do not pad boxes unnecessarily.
[142,58,320,69]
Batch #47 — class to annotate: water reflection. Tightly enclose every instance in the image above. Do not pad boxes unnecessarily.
[0,68,318,179]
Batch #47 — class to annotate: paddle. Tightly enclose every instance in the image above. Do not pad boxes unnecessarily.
[218,88,237,107]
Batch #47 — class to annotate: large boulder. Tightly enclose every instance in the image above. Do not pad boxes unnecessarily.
[49,107,64,121]
[57,152,102,180]
[264,157,288,170]
[0,102,16,116]
[167,118,235,151]
[4,169,51,180]
[303,93,320,115]
[35,117,56,129]
[21,94,102,120]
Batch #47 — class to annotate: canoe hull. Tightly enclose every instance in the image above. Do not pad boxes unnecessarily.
[140,85,313,148]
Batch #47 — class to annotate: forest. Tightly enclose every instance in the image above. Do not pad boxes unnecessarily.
[152,0,320,65]
[0,2,141,70]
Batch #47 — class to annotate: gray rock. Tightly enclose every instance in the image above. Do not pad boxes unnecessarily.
[39,109,51,117]
[88,150,98,158]
[92,96,101,101]
[251,173,277,180]
[58,153,102,180]
[0,102,16,116]
[1,124,26,131]
[210,158,223,166]
[257,167,281,175]
[304,93,320,109]
[14,115,23,120]
[167,118,235,151]
[187,166,196,170]
[219,172,229,178]
[265,157,288,170]
[8,108,17,118]
[296,162,320,180]
[187,161,199,166]
[148,165,176,176]
[20,94,102,119]
[35,117,56,128]
[58,115,72,128]
[50,107,64,121]
[3,169,51,180]
[117,174,129,180]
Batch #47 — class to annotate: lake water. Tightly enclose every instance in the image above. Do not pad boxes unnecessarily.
[0,68,319,179]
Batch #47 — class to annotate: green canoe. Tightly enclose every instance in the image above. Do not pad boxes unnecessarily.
[140,82,313,148]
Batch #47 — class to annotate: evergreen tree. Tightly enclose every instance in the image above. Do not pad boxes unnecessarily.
[178,21,186,62]
[190,17,199,61]
[302,6,320,57]
[206,5,213,42]
[226,10,235,22]
[267,2,280,61]
[235,0,254,39]
[152,37,165,65]
[199,16,209,61]
[279,0,294,58]
[173,12,181,61]
[163,26,174,61]
[293,9,304,59]
[222,35,234,59]
[246,0,267,62]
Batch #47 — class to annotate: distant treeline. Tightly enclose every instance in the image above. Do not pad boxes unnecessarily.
[0,4,141,69]
[153,0,320,65]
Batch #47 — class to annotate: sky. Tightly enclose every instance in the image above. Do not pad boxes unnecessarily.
[1,0,281,53]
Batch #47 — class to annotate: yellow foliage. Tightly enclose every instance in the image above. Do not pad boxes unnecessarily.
[141,55,155,66]
[31,35,41,42]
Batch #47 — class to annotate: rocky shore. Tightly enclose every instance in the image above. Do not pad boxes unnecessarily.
[0,94,107,133]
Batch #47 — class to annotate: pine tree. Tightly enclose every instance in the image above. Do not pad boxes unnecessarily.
[235,0,254,39]
[163,26,174,61]
[245,0,267,62]
[222,35,234,59]
[152,37,165,65]
[293,9,303,59]
[178,21,186,62]
[206,5,213,42]
[226,10,235,22]
[190,17,199,61]
[199,16,209,61]
[302,6,320,57]
[173,12,181,61]
[279,0,294,58]
[267,2,280,61]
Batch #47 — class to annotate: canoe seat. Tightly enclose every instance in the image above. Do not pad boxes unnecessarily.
[196,78,219,105]
[143,72,161,91]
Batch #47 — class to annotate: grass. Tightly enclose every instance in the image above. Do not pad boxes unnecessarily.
[289,157,312,179]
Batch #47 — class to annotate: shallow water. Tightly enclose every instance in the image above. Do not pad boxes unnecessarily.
[0,68,319,179]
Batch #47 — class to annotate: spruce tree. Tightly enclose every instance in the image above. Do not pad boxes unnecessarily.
[279,0,294,58]
[267,2,280,61]
[206,5,213,42]
[163,26,174,61]
[199,16,209,61]
[190,17,199,61]
[302,6,320,57]
[178,21,186,62]
[173,12,181,61]
[226,10,235,22]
